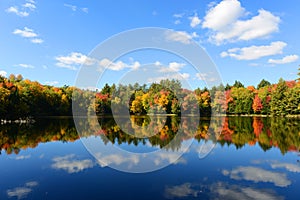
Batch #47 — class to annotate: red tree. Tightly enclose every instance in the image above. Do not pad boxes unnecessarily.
[252,94,263,113]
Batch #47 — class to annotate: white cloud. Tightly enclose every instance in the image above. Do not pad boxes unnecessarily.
[196,73,217,82]
[15,155,31,160]
[6,6,29,17]
[202,0,244,31]
[6,0,36,17]
[0,70,7,77]
[268,55,299,64]
[223,166,291,187]
[173,13,184,18]
[13,27,43,44]
[13,27,37,38]
[165,182,283,200]
[270,162,300,173]
[221,41,286,60]
[211,182,284,200]
[15,64,34,69]
[64,3,77,11]
[174,19,181,25]
[165,183,198,199]
[165,30,198,44]
[30,38,43,44]
[7,181,38,200]
[7,187,32,199]
[81,8,88,13]
[154,61,161,66]
[55,52,96,70]
[25,181,38,187]
[23,3,36,11]
[64,4,88,13]
[159,62,186,72]
[202,0,280,44]
[189,14,201,28]
[45,81,59,86]
[148,73,190,82]
[52,154,94,173]
[98,58,140,71]
[97,154,139,167]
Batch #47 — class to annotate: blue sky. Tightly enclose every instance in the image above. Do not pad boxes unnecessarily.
[0,0,299,89]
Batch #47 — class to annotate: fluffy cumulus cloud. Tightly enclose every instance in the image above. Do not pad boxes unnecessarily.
[98,58,141,71]
[159,62,186,72]
[13,27,43,44]
[189,14,201,28]
[55,52,96,70]
[220,41,287,60]
[51,154,94,173]
[148,73,190,83]
[202,0,280,44]
[0,70,7,77]
[55,52,141,71]
[6,0,36,17]
[165,30,198,44]
[268,55,299,64]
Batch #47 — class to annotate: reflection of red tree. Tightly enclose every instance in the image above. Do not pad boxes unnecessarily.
[253,117,263,136]
[221,118,234,142]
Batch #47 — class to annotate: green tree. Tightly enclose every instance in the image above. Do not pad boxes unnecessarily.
[257,79,271,89]
[233,80,244,88]
[270,78,288,116]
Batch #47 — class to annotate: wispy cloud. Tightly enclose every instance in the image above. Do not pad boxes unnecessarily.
[202,0,280,44]
[15,155,31,160]
[45,81,59,86]
[6,6,29,17]
[220,41,286,60]
[30,38,44,44]
[13,27,43,44]
[13,27,37,38]
[15,64,35,69]
[64,4,88,13]
[268,55,299,64]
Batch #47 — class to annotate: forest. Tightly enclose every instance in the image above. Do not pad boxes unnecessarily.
[0,70,300,119]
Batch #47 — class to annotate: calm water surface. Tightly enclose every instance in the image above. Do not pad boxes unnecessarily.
[0,116,300,199]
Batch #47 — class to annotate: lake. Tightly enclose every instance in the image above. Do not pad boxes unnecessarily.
[0,116,300,199]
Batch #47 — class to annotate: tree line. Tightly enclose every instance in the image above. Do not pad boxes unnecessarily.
[0,71,300,119]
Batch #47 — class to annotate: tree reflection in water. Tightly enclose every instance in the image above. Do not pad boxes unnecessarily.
[0,116,299,155]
